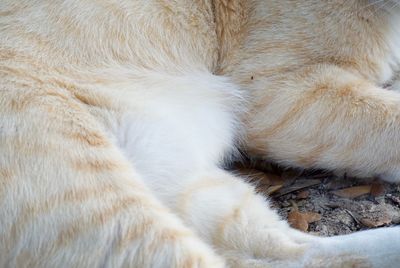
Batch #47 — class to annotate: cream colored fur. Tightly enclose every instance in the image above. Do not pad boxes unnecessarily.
[0,0,400,267]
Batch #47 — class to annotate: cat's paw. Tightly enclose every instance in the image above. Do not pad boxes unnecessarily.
[221,230,309,268]
[226,256,300,268]
[303,253,371,268]
[120,220,226,268]
[304,227,400,268]
[156,233,226,268]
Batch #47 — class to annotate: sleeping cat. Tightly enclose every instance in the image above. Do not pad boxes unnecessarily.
[0,0,399,267]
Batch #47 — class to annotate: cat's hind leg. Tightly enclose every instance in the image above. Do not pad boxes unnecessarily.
[118,69,400,267]
[147,168,400,267]
[0,85,224,267]
[115,71,312,266]
[244,64,400,182]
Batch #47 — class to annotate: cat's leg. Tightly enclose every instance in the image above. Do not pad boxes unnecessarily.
[116,70,400,267]
[243,64,400,182]
[0,88,224,267]
[115,71,308,266]
[159,169,310,267]
[143,167,400,267]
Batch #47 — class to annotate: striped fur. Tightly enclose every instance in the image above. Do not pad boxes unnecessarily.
[0,0,400,267]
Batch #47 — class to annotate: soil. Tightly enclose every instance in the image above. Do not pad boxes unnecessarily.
[233,159,400,236]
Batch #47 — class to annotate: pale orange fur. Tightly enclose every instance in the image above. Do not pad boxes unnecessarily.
[1,0,400,267]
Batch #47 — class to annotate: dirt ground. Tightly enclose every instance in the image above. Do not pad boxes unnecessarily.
[233,159,400,236]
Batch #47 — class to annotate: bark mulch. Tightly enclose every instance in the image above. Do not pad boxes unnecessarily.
[233,159,400,236]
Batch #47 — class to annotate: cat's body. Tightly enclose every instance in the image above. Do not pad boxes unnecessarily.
[220,0,400,180]
[1,0,400,267]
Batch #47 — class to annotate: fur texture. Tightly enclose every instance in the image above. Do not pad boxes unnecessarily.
[1,0,400,267]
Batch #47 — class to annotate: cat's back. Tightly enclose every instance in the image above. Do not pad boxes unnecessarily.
[220,0,400,86]
[0,0,218,75]
[0,0,237,181]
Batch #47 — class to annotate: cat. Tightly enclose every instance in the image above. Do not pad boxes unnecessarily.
[0,0,400,267]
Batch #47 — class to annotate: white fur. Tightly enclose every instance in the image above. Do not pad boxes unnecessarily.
[2,0,400,267]
[110,69,400,267]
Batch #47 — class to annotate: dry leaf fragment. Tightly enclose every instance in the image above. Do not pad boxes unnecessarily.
[288,210,322,232]
[288,211,309,232]
[370,183,385,197]
[303,212,322,223]
[359,216,391,228]
[296,190,310,199]
[332,185,372,199]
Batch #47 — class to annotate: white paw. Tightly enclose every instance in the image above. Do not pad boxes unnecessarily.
[306,227,400,268]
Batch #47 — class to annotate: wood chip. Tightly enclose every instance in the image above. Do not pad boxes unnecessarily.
[274,179,321,197]
[265,185,283,195]
[281,170,301,186]
[332,185,372,199]
[344,209,361,225]
[325,202,340,209]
